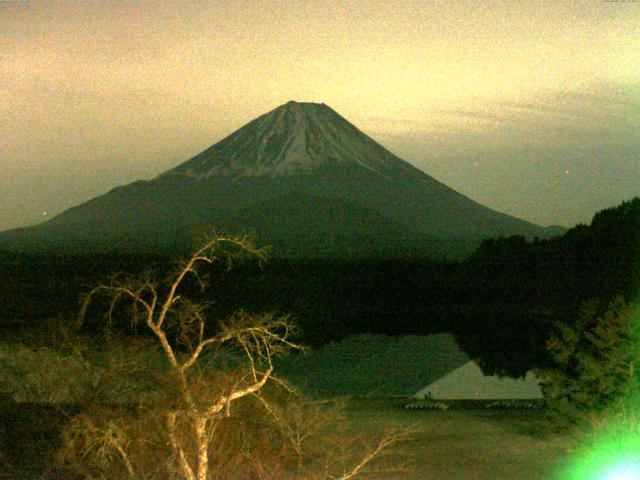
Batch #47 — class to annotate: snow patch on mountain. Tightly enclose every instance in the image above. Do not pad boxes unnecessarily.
[160,101,411,179]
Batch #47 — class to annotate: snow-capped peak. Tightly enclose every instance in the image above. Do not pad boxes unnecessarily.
[159,101,414,179]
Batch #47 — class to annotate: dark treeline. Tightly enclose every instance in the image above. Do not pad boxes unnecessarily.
[453,197,640,376]
[0,252,460,343]
[0,252,169,329]
[1,197,638,378]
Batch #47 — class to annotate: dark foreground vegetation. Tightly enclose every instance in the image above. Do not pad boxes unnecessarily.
[1,397,575,480]
[2,198,638,375]
[3,238,421,479]
[0,197,638,479]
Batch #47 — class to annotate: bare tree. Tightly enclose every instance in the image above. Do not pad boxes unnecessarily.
[58,235,419,480]
[75,236,300,480]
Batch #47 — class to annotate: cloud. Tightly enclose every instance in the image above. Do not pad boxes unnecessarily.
[432,82,640,149]
[366,81,640,227]
[364,80,640,147]
[361,116,423,126]
[496,101,583,120]
[433,110,510,123]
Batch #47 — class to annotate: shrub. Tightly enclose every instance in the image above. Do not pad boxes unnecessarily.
[536,296,640,426]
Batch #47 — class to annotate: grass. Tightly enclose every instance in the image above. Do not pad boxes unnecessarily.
[0,399,82,479]
[0,325,581,479]
[343,397,578,479]
[1,395,580,480]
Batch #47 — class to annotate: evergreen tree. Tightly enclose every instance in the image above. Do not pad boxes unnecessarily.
[537,297,640,425]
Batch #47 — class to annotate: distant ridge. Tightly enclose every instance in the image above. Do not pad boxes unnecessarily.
[0,101,561,258]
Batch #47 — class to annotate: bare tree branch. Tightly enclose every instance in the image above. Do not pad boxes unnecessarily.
[206,365,274,417]
[167,411,196,480]
[72,235,301,480]
[331,429,420,480]
[66,234,415,480]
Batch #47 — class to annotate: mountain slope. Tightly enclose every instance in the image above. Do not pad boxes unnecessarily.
[0,101,559,258]
[159,101,422,179]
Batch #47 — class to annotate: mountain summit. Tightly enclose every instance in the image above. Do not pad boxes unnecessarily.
[160,101,416,179]
[0,102,560,258]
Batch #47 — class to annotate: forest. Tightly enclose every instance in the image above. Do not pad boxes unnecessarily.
[1,197,638,379]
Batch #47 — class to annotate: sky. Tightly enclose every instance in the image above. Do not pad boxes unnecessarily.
[1,0,639,231]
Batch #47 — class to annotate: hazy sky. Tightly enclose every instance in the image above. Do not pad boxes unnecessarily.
[1,0,638,231]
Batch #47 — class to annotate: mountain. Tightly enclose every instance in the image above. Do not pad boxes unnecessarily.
[0,101,560,259]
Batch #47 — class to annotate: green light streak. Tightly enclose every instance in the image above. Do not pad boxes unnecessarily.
[555,297,640,479]
[556,425,640,479]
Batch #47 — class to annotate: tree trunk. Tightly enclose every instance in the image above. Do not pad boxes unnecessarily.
[195,415,209,480]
